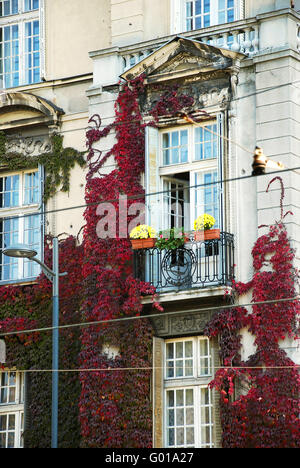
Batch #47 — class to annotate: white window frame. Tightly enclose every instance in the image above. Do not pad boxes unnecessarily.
[164,337,214,448]
[0,0,42,88]
[171,0,243,35]
[0,370,24,449]
[159,122,220,231]
[0,168,42,283]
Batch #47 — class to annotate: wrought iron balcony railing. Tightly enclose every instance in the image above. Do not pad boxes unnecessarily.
[133,231,234,293]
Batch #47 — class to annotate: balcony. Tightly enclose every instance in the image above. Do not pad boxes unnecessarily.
[133,231,234,293]
[121,17,261,72]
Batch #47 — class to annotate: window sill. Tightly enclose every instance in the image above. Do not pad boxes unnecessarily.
[0,278,38,287]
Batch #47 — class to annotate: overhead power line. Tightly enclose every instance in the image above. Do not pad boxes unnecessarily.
[2,77,300,140]
[0,296,298,339]
[8,364,300,374]
[1,164,299,223]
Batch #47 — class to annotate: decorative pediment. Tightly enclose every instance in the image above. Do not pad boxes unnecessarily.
[0,91,64,130]
[120,36,245,84]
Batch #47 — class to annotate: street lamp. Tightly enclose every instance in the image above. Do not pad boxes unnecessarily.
[3,238,65,449]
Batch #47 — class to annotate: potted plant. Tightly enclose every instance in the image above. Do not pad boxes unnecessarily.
[129,225,156,249]
[156,227,188,250]
[194,214,220,241]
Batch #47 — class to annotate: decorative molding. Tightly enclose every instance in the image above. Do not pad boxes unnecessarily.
[5,134,51,156]
[152,309,214,337]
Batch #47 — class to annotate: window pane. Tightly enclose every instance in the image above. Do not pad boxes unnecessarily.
[176,342,183,358]
[1,217,20,281]
[166,343,173,359]
[23,214,41,278]
[8,414,15,430]
[24,171,39,205]
[0,415,6,430]
[24,20,40,85]
[194,170,219,229]
[0,0,18,16]
[200,387,213,447]
[0,24,19,88]
[162,130,189,166]
[0,175,20,208]
[7,431,15,448]
[176,389,184,406]
[166,388,195,448]
[204,0,210,13]
[185,341,193,357]
[166,340,194,379]
[25,0,39,11]
[186,1,192,17]
[195,0,201,15]
[0,432,6,448]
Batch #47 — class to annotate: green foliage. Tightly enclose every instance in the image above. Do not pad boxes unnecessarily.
[0,132,86,202]
[155,227,187,250]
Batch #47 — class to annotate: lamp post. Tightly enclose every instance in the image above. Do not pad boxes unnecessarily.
[3,238,64,449]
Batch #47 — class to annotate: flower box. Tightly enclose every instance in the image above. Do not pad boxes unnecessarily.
[194,229,220,242]
[130,238,156,250]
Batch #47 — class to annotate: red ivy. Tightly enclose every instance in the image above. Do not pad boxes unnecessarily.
[205,207,300,448]
[79,77,195,447]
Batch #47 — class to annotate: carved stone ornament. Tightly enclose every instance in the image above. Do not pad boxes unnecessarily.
[152,310,213,337]
[5,134,52,156]
[120,36,245,84]
[198,87,230,108]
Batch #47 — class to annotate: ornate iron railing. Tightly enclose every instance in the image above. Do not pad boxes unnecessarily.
[133,232,234,293]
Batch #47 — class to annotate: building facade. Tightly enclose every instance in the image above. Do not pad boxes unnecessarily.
[0,0,106,449]
[0,0,299,448]
[86,0,300,448]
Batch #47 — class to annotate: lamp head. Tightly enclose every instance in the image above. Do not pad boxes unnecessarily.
[2,244,38,259]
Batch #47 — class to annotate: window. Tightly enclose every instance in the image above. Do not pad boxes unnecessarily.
[0,0,40,88]
[171,0,240,34]
[185,0,236,30]
[0,169,42,283]
[0,0,18,17]
[164,337,214,448]
[159,122,221,231]
[0,371,24,448]
[162,129,188,166]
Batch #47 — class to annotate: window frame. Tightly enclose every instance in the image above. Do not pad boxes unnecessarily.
[0,167,42,284]
[0,370,24,449]
[159,122,221,231]
[163,337,214,448]
[0,0,41,88]
[170,0,243,35]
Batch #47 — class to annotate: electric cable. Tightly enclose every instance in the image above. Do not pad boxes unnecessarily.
[0,296,298,339]
[1,164,299,223]
[7,365,300,374]
[2,77,300,140]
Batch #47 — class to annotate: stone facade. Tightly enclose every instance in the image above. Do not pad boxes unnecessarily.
[87,0,300,448]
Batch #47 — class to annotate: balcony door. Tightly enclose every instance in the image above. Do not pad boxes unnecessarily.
[162,177,189,231]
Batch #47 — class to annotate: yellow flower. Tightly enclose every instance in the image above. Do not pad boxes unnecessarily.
[130,225,156,239]
[194,214,216,231]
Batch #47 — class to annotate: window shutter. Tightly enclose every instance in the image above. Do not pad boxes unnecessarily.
[145,126,160,232]
[153,336,164,448]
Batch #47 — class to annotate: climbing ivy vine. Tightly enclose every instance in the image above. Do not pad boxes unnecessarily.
[204,178,300,448]
[0,131,85,202]
[0,75,298,449]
